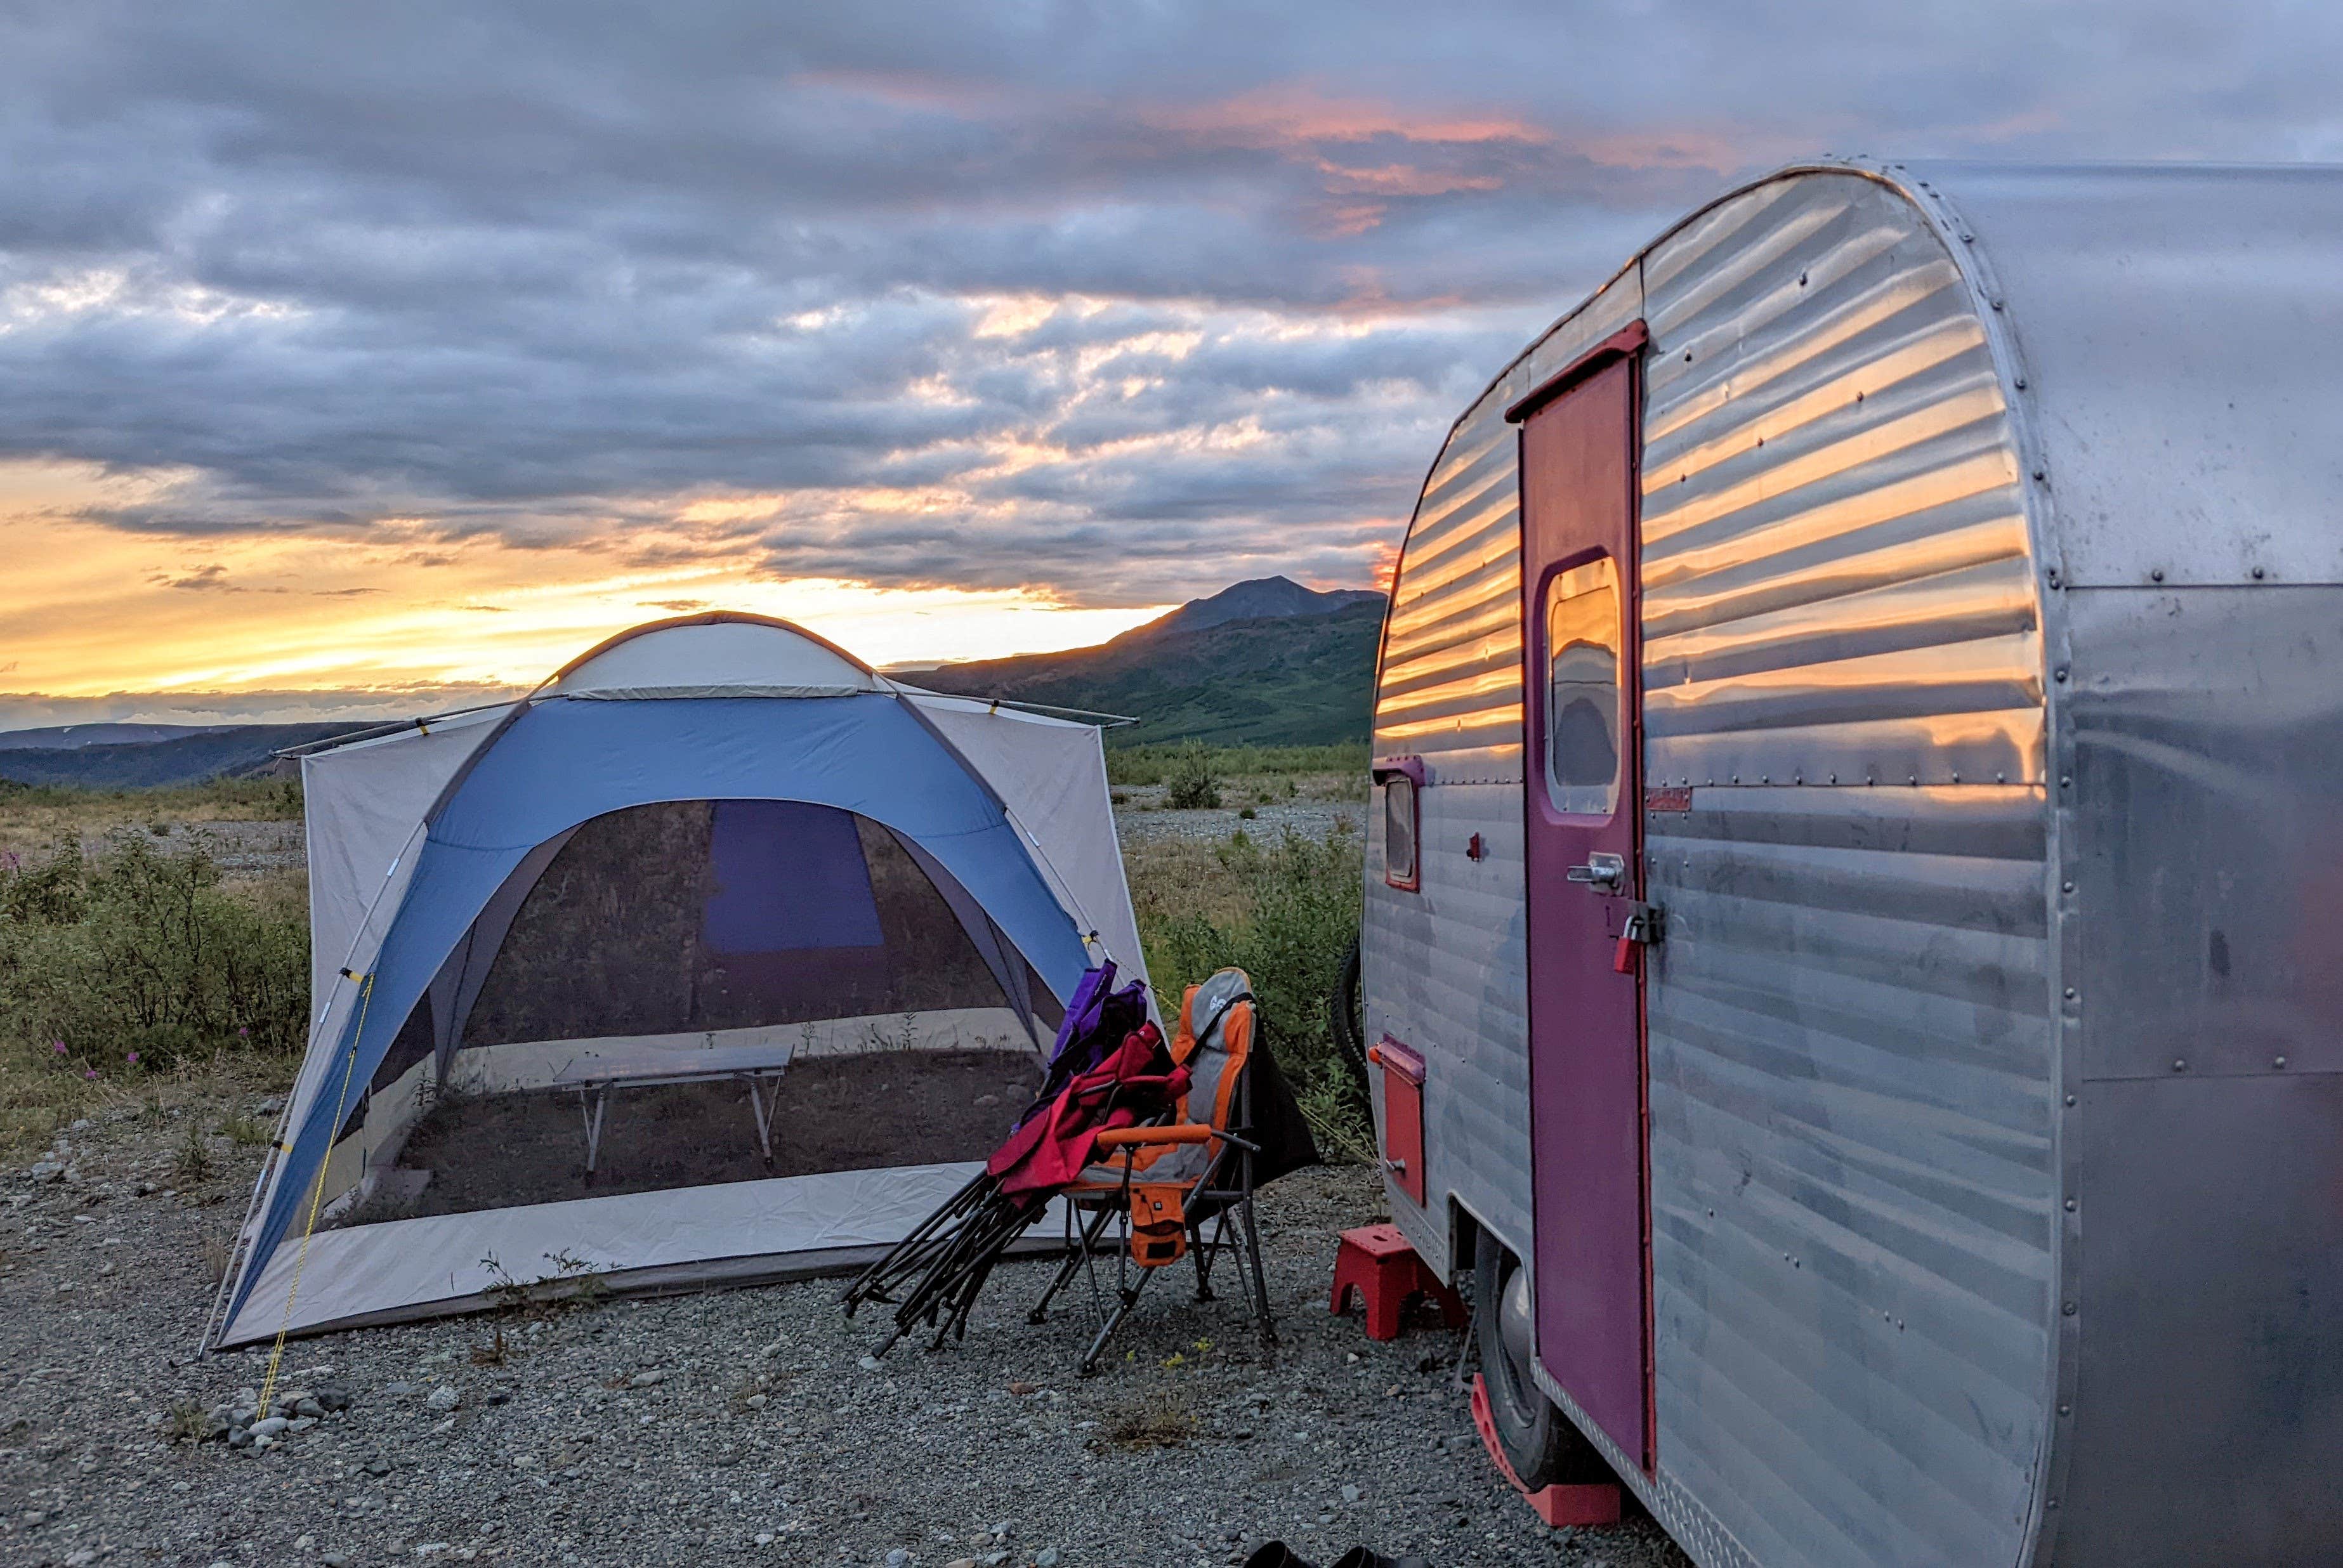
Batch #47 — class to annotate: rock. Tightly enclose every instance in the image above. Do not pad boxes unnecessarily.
[290,1416,318,1432]
[256,1097,284,1116]
[426,1385,460,1412]
[295,1534,314,1549]
[63,1550,96,1566]
[886,1552,910,1568]
[294,1396,325,1418]
[313,1385,351,1412]
[226,1427,254,1449]
[945,1560,976,1568]
[1035,1551,1061,1567]
[858,1356,881,1371]
[201,1406,236,1442]
[1341,1484,1362,1503]
[28,1161,65,1184]
[383,1380,415,1397]
[249,1416,291,1439]
[322,1554,351,1567]
[366,1458,391,1476]
[626,1371,664,1388]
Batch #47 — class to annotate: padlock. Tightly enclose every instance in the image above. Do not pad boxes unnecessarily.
[1613,931,1638,974]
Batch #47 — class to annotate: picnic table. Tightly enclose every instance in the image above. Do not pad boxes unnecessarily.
[548,1036,797,1180]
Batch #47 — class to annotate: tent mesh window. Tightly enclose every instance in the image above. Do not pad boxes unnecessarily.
[327,800,1062,1229]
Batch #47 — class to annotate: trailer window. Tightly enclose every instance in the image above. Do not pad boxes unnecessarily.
[1382,775,1419,891]
[1543,558,1622,816]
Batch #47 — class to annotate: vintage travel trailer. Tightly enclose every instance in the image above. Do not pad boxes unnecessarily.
[1361,160,2343,1566]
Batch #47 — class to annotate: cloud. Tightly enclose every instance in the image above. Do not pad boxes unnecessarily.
[1,0,2339,692]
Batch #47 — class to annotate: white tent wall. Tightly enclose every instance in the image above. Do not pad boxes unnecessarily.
[302,707,510,1006]
[898,689,1150,1000]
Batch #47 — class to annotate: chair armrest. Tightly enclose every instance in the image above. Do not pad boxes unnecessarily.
[1093,1123,1216,1149]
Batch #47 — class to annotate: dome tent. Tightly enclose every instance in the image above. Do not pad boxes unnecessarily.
[210,613,1148,1349]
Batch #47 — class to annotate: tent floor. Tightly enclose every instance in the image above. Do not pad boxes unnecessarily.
[334,1048,1042,1227]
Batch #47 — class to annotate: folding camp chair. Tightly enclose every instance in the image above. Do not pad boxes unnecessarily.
[1026,967,1278,1374]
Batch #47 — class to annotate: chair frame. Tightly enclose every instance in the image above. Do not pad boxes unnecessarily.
[1026,1033,1278,1374]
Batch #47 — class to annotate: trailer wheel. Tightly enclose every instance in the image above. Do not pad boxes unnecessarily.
[1474,1238,1604,1490]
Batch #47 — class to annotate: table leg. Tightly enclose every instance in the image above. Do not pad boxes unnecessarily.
[746,1075,777,1168]
[582,1087,609,1183]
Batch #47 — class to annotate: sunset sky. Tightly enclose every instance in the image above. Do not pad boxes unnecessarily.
[5,2,2340,728]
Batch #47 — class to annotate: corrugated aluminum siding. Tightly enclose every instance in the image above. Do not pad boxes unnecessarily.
[1639,174,2051,1568]
[1365,275,1645,1277]
[1367,168,2056,1568]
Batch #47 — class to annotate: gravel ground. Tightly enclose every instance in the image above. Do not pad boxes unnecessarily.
[78,821,305,876]
[3,1104,1693,1568]
[1110,790,1358,849]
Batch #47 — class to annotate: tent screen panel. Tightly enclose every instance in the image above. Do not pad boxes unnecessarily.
[325,799,1058,1230]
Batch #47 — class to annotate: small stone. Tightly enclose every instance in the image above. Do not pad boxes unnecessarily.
[322,1555,352,1567]
[314,1385,351,1412]
[295,1397,325,1418]
[290,1416,318,1432]
[1035,1551,1061,1567]
[426,1384,460,1411]
[886,1552,910,1567]
[29,1160,65,1184]
[63,1550,96,1566]
[1341,1484,1362,1503]
[383,1380,415,1397]
[367,1458,392,1476]
[626,1371,664,1388]
[755,1533,776,1546]
[858,1355,881,1371]
[227,1427,254,1449]
[296,1534,315,1550]
[249,1415,290,1439]
[745,1393,768,1409]
[945,1560,976,1568]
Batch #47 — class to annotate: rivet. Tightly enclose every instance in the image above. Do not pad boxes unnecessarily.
[2064,988,2077,1000]
[1909,774,1919,785]
[2048,1499,2060,1512]
[1683,350,1693,362]
[2032,468,2046,482]
[2014,377,2028,391]
[2275,1055,2288,1069]
[1731,774,1740,784]
[2151,568,2165,582]
[1829,773,1838,784]
[1991,298,2005,311]
[1761,774,1771,784]
[2063,1301,2077,1316]
[1797,271,1808,287]
[1997,772,2006,783]
[1961,232,1975,244]
[1951,771,1960,783]
[2058,1403,2071,1416]
[2063,880,2074,892]
[2252,566,2266,580]
[2064,1094,2077,1106]
[2054,667,2068,682]
[2173,1058,2186,1072]
[2064,1198,2076,1211]
[2060,775,2071,788]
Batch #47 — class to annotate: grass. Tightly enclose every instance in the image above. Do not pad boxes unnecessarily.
[1105,742,1368,787]
[0,774,302,859]
[0,790,310,1152]
[1127,825,1372,1160]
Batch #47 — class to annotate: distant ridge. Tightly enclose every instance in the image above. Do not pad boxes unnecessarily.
[0,722,212,752]
[917,575,1385,747]
[0,722,372,788]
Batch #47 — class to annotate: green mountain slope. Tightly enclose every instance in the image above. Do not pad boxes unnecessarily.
[917,581,1385,747]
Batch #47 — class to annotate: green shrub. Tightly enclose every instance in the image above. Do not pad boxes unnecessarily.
[1164,745,1223,811]
[1106,742,1368,787]
[0,830,309,1081]
[1139,827,1369,1157]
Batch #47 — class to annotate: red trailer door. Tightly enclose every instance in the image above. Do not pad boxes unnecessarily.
[1512,331,1651,1469]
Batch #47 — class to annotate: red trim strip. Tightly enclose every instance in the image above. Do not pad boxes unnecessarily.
[1503,320,1650,424]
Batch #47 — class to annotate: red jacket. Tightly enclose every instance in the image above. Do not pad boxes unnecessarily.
[988,1023,1189,1196]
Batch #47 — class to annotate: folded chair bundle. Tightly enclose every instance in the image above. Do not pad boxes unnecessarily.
[843,962,1315,1371]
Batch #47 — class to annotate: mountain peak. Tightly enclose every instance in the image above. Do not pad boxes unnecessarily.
[1141,575,1384,639]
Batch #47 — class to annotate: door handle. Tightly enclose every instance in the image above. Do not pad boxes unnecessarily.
[1565,851,1627,893]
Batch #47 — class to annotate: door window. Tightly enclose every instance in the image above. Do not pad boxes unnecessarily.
[1542,557,1622,816]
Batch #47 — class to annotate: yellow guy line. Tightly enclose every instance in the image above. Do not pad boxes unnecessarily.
[254,972,374,1423]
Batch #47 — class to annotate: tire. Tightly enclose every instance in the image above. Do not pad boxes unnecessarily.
[1327,934,1369,1104]
[1473,1233,1609,1490]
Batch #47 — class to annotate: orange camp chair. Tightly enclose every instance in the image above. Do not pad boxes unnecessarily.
[1027,967,1278,1373]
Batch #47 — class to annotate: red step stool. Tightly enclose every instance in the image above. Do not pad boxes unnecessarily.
[1329,1223,1467,1341]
